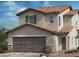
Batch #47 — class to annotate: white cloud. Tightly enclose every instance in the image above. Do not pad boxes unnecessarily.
[3,1,27,15]
[43,1,51,6]
[3,1,20,11]
[5,12,13,16]
[3,1,16,7]
[17,7,26,13]
[2,1,27,29]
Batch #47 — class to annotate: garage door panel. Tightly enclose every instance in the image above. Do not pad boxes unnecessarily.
[33,45,45,52]
[13,37,46,52]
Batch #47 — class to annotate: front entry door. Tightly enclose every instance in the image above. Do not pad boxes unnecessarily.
[62,37,66,50]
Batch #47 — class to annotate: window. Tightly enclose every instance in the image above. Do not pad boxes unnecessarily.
[50,19,54,23]
[49,15,53,19]
[25,15,36,24]
[59,16,61,26]
[49,15,54,23]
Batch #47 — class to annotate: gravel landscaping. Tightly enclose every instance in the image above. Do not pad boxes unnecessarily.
[0,52,41,57]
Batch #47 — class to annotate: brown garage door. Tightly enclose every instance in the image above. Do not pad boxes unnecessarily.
[13,37,46,52]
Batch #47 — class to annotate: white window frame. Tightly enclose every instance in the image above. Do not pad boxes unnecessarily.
[26,14,36,24]
[59,16,61,26]
[48,15,54,24]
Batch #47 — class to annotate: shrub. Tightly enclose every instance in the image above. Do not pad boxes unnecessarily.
[44,46,51,54]
[65,50,73,53]
[73,49,77,52]
[40,53,48,57]
[0,28,8,53]
[2,42,8,50]
[0,41,8,51]
[0,48,3,53]
[0,48,5,53]
[77,47,79,51]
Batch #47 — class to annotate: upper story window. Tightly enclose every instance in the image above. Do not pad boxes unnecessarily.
[25,15,36,24]
[48,15,54,23]
[59,16,61,26]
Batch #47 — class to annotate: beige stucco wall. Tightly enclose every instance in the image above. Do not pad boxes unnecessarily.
[44,8,70,31]
[63,16,72,26]
[66,27,77,51]
[19,10,59,31]
[58,8,70,31]
[8,25,59,52]
[71,14,79,29]
[64,14,79,51]
[19,8,71,32]
[60,13,79,51]
[19,10,45,28]
[63,13,79,29]
[44,14,58,31]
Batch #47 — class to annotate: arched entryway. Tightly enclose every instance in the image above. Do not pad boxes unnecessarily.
[61,37,66,50]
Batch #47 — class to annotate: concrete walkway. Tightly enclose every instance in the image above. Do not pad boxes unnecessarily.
[0,52,41,57]
[0,52,79,57]
[49,53,79,57]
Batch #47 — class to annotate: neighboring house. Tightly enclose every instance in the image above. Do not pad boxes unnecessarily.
[7,5,79,53]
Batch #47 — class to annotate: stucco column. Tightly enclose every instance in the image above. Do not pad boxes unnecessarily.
[66,38,69,51]
[54,36,59,52]
[50,35,59,52]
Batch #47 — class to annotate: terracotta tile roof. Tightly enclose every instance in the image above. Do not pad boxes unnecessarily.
[36,6,71,13]
[59,26,73,33]
[16,5,72,16]
[65,10,79,15]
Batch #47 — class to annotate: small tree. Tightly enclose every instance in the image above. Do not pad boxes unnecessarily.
[0,28,8,50]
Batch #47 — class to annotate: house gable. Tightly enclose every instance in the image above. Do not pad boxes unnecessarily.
[7,23,53,35]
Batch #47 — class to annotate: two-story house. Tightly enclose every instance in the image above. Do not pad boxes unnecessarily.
[7,5,79,53]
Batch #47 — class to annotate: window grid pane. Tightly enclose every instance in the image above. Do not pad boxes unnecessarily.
[26,15,36,24]
[49,15,54,23]
[50,20,54,23]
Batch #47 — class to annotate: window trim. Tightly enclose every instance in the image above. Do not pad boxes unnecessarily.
[48,15,54,24]
[25,14,37,24]
[59,16,61,26]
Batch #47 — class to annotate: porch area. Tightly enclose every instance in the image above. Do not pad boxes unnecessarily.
[57,33,68,52]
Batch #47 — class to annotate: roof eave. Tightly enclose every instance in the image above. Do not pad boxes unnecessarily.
[16,8,46,16]
[64,14,74,16]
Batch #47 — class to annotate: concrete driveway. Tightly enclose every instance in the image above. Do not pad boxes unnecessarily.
[0,52,41,57]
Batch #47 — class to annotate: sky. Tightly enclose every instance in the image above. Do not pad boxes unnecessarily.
[0,1,79,30]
